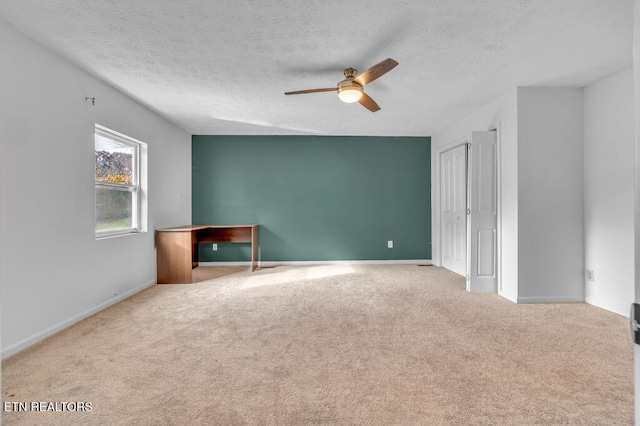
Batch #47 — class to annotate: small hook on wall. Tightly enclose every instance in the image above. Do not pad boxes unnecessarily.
[85,97,96,106]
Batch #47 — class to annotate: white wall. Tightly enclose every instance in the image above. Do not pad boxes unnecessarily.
[0,20,192,358]
[584,68,635,316]
[433,87,587,304]
[432,90,519,302]
[517,88,585,303]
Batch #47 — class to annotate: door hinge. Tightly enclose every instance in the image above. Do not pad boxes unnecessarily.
[467,209,471,215]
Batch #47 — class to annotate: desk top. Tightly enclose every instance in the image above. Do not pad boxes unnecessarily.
[157,224,258,232]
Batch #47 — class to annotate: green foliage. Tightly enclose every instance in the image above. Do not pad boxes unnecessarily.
[95,151,132,184]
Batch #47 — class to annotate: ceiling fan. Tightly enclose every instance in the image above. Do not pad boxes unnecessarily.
[284,58,398,112]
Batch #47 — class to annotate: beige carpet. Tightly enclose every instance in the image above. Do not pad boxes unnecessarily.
[1,264,633,425]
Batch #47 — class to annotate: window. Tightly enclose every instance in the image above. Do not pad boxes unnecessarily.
[95,125,146,238]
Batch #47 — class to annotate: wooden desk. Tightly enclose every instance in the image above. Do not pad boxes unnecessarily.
[156,224,258,284]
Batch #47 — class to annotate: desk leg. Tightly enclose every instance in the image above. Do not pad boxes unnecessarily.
[156,231,194,284]
[251,226,259,271]
[192,231,199,269]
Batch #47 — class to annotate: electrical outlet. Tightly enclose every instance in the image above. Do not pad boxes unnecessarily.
[388,240,393,249]
[212,244,218,251]
[586,269,595,282]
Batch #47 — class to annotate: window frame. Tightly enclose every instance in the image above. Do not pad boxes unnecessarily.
[94,124,145,239]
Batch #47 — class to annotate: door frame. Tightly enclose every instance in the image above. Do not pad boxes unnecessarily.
[632,0,640,421]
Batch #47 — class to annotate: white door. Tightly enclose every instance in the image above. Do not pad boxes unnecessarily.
[467,130,498,292]
[440,144,467,276]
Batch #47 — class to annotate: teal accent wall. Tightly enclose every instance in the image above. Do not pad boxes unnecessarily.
[192,135,431,262]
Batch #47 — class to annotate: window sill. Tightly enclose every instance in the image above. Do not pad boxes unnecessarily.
[95,229,145,240]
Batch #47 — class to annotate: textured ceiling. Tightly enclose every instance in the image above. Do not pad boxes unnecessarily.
[0,0,633,136]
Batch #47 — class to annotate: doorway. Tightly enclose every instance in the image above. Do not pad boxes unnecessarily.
[439,131,498,293]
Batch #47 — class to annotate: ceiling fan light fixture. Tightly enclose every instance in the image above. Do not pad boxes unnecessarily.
[337,80,363,103]
[338,88,363,103]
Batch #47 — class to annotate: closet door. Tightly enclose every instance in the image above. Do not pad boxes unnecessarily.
[467,130,497,293]
[440,144,467,276]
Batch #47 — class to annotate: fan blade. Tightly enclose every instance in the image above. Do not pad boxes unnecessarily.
[284,87,337,95]
[353,58,398,86]
[358,92,381,112]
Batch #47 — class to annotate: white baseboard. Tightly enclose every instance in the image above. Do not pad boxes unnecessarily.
[585,298,629,318]
[517,296,584,304]
[499,291,518,303]
[199,259,433,267]
[2,279,156,360]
